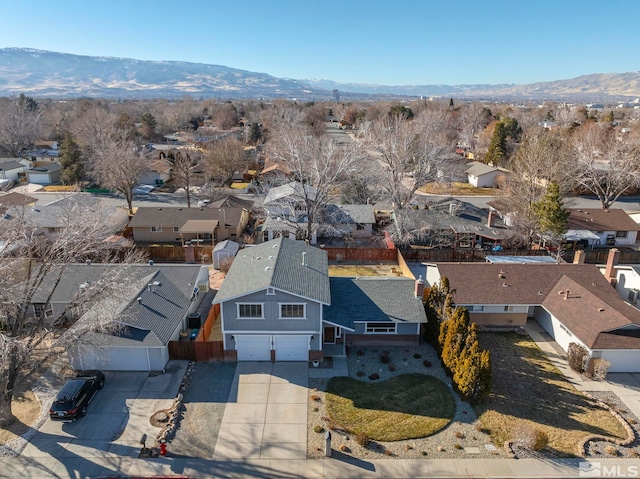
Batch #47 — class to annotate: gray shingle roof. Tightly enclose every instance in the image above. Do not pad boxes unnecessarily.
[465,161,499,177]
[322,204,375,224]
[214,237,330,304]
[0,161,24,171]
[324,277,427,329]
[264,182,317,205]
[128,206,244,228]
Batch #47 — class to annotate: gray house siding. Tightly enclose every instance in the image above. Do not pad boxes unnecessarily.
[352,322,419,335]
[222,288,322,334]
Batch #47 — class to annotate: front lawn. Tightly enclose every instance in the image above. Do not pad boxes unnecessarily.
[475,332,628,456]
[326,373,455,441]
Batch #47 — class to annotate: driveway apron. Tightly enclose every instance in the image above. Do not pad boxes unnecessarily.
[214,362,308,461]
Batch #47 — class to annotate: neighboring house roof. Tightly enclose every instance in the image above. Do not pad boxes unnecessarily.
[0,192,37,213]
[129,207,245,229]
[214,237,331,304]
[180,219,219,233]
[27,163,61,173]
[324,277,426,330]
[322,204,375,225]
[465,161,499,177]
[404,198,511,242]
[214,239,240,254]
[208,195,254,210]
[566,208,640,232]
[4,195,129,233]
[264,182,317,205]
[32,263,204,304]
[0,161,25,171]
[433,262,640,349]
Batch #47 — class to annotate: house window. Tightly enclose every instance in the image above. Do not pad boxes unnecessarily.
[356,224,365,231]
[460,305,484,312]
[33,303,53,319]
[173,227,180,232]
[237,303,264,319]
[504,305,515,312]
[266,287,275,295]
[150,226,163,233]
[616,231,628,238]
[366,322,397,334]
[279,303,306,319]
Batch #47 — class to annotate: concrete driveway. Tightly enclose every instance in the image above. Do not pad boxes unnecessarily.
[214,362,309,461]
[17,361,186,477]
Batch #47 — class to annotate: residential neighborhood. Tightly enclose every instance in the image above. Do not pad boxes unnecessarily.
[4,71,640,479]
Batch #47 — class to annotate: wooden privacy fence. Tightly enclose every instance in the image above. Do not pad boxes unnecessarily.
[563,248,640,265]
[322,247,398,262]
[138,244,213,263]
[168,340,224,362]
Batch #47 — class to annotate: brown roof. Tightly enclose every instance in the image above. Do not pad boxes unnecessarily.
[180,219,218,233]
[0,192,37,209]
[592,328,640,350]
[128,207,244,228]
[567,208,640,232]
[434,262,640,350]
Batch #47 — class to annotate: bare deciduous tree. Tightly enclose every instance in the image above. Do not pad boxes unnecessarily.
[358,108,453,237]
[202,137,247,187]
[458,103,492,152]
[571,123,640,209]
[0,94,42,156]
[89,128,149,215]
[267,125,365,242]
[0,205,142,427]
[166,151,199,207]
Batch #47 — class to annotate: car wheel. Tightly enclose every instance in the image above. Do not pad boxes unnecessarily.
[98,378,105,389]
[79,405,87,417]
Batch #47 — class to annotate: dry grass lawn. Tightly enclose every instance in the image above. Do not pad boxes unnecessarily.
[419,181,496,196]
[328,265,382,277]
[326,374,455,441]
[0,389,41,444]
[474,332,627,456]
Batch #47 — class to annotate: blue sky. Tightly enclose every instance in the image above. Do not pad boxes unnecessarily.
[2,0,638,85]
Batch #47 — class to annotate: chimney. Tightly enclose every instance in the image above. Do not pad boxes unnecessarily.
[137,297,142,305]
[605,248,619,286]
[564,289,570,300]
[487,211,495,228]
[302,251,307,266]
[415,275,425,299]
[148,260,154,266]
[573,250,585,264]
[449,203,457,216]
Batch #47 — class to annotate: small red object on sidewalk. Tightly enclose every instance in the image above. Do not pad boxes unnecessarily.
[160,441,167,456]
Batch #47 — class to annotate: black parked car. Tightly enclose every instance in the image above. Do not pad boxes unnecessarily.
[49,370,105,422]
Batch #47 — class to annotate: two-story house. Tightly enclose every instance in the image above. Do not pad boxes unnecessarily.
[214,237,427,362]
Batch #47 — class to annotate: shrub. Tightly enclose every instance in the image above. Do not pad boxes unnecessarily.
[454,444,463,450]
[355,431,369,446]
[592,358,611,381]
[339,444,350,453]
[384,448,393,456]
[567,343,588,373]
[629,450,640,458]
[455,431,465,439]
[313,407,319,412]
[510,422,549,451]
[405,444,413,450]
[380,352,391,364]
[423,360,432,367]
[356,371,365,377]
[314,425,325,433]
[368,373,380,380]
[605,445,618,456]
[413,353,422,359]
[310,394,320,401]
[421,450,428,456]
[389,364,397,372]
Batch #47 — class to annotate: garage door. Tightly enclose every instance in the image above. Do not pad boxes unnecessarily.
[71,346,151,371]
[600,351,640,373]
[236,335,271,361]
[274,335,309,361]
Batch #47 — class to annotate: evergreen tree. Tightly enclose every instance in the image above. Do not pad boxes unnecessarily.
[484,122,507,165]
[441,307,469,373]
[140,113,157,141]
[532,181,569,237]
[58,131,84,185]
[248,122,262,144]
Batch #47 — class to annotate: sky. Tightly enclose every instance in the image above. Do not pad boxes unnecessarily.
[2,0,639,86]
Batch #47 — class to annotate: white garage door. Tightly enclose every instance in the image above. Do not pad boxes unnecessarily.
[275,335,309,361]
[236,335,271,361]
[600,351,640,373]
[71,347,151,371]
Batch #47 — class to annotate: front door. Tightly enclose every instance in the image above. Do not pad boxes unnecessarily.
[323,326,336,344]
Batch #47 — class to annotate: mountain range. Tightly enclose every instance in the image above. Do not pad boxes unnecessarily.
[1,48,639,102]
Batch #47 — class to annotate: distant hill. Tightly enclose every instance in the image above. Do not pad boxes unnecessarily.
[0,48,638,102]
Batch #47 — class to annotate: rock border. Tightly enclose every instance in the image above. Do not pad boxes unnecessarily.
[578,393,637,456]
[154,361,194,447]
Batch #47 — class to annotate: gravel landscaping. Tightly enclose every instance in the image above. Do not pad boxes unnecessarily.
[307,343,499,459]
[169,362,236,458]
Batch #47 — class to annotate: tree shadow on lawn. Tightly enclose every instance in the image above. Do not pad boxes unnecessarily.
[475,332,627,453]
